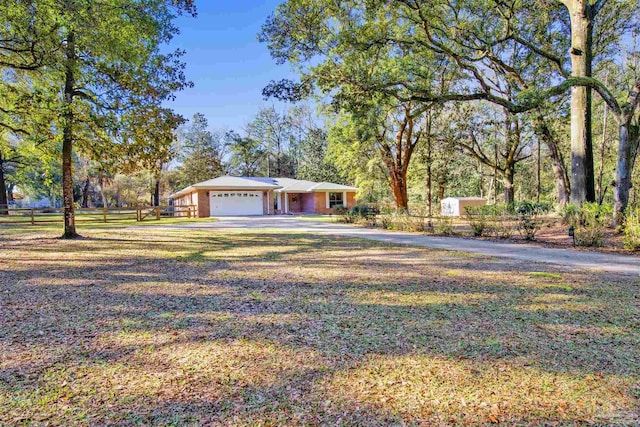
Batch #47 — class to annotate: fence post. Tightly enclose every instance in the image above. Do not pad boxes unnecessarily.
[155,206,160,220]
[103,207,107,223]
[31,209,34,225]
[187,206,191,218]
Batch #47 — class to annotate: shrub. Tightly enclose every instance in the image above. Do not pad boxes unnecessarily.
[349,204,379,226]
[379,214,394,230]
[574,202,612,247]
[398,213,426,232]
[349,204,379,218]
[516,201,551,241]
[559,203,580,226]
[623,209,640,250]
[334,206,354,223]
[465,205,493,236]
[434,215,454,235]
[490,204,517,239]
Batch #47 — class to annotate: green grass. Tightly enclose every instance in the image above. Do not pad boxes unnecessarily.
[0,224,638,426]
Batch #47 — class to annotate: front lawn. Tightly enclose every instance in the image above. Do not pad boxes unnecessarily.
[1,225,638,425]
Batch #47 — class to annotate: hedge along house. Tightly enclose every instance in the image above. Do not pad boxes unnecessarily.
[170,176,358,217]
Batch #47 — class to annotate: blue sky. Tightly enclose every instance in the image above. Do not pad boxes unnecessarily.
[164,1,295,131]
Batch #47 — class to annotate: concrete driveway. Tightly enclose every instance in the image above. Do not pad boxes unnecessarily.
[145,216,640,275]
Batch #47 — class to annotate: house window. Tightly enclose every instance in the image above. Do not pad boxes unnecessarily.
[328,192,343,208]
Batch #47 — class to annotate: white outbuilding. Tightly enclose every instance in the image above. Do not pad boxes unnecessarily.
[441,197,487,217]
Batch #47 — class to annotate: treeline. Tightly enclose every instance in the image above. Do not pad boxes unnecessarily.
[259,0,640,225]
[1,104,345,212]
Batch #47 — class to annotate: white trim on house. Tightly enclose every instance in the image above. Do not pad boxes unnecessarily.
[325,192,330,209]
[343,191,347,208]
[284,192,289,213]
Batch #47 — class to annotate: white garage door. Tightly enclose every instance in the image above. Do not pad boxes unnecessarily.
[209,191,263,216]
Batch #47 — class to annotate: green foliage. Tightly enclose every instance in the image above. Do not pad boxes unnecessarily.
[173,113,225,189]
[515,201,551,241]
[334,206,354,223]
[349,204,379,219]
[297,128,345,183]
[623,209,640,251]
[465,204,518,239]
[434,215,454,235]
[564,202,612,247]
[465,205,494,237]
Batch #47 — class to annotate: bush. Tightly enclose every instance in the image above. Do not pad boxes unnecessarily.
[398,213,426,232]
[623,209,640,250]
[577,203,611,247]
[489,204,517,239]
[334,206,354,223]
[516,201,551,241]
[434,215,454,235]
[562,202,612,247]
[349,204,379,226]
[465,205,493,236]
[464,204,518,239]
[349,204,379,218]
[379,214,394,230]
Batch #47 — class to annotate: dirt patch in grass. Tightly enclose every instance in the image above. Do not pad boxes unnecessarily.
[1,226,638,425]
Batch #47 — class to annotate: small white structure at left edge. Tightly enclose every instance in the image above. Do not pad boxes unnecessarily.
[441,197,487,217]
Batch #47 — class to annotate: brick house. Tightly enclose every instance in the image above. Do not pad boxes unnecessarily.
[170,176,358,217]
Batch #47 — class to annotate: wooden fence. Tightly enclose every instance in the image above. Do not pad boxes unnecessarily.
[0,205,196,225]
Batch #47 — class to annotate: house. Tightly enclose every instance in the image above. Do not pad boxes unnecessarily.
[441,197,487,217]
[170,176,358,217]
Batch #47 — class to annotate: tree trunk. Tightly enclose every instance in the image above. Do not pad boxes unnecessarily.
[503,166,515,206]
[390,169,409,211]
[0,162,7,215]
[614,123,640,225]
[81,178,90,208]
[426,145,432,218]
[61,31,78,239]
[7,183,14,202]
[153,178,160,207]
[425,113,433,218]
[99,174,107,207]
[567,0,595,204]
[533,115,571,205]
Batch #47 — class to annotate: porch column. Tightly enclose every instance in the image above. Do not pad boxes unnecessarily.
[276,192,282,212]
[266,191,270,215]
[343,191,347,207]
[284,192,289,213]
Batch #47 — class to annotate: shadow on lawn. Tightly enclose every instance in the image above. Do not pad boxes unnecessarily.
[0,231,638,425]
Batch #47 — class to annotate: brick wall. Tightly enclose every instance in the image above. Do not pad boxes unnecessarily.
[197,190,209,217]
[300,193,316,213]
[312,191,357,214]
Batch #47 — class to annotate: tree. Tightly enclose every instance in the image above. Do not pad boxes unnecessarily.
[297,128,345,183]
[455,105,532,205]
[227,131,266,177]
[0,137,24,212]
[246,106,296,177]
[260,0,638,206]
[329,100,424,211]
[2,0,195,238]
[173,113,226,190]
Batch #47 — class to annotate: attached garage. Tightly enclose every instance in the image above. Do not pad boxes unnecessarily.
[209,191,263,216]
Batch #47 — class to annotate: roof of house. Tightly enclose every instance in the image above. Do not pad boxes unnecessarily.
[170,176,357,198]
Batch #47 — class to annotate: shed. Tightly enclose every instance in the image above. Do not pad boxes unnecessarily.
[441,197,487,217]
